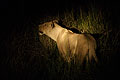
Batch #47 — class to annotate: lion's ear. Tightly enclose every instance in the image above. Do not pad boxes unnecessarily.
[52,20,58,23]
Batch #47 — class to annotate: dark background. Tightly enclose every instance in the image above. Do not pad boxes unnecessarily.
[0,0,120,80]
[1,0,120,32]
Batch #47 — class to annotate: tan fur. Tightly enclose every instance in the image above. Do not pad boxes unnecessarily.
[39,20,97,64]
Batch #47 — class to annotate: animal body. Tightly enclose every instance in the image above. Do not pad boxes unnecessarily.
[38,20,97,64]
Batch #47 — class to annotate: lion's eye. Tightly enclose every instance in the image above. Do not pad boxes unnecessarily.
[39,31,43,33]
[51,24,53,27]
[51,23,55,28]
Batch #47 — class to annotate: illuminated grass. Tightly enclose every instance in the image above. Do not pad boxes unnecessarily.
[58,7,108,34]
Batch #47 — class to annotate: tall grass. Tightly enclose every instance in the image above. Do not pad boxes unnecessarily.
[58,7,108,34]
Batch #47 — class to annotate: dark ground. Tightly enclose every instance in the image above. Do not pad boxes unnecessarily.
[0,0,120,80]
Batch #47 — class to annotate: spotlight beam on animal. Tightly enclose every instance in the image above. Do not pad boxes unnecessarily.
[38,20,97,64]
